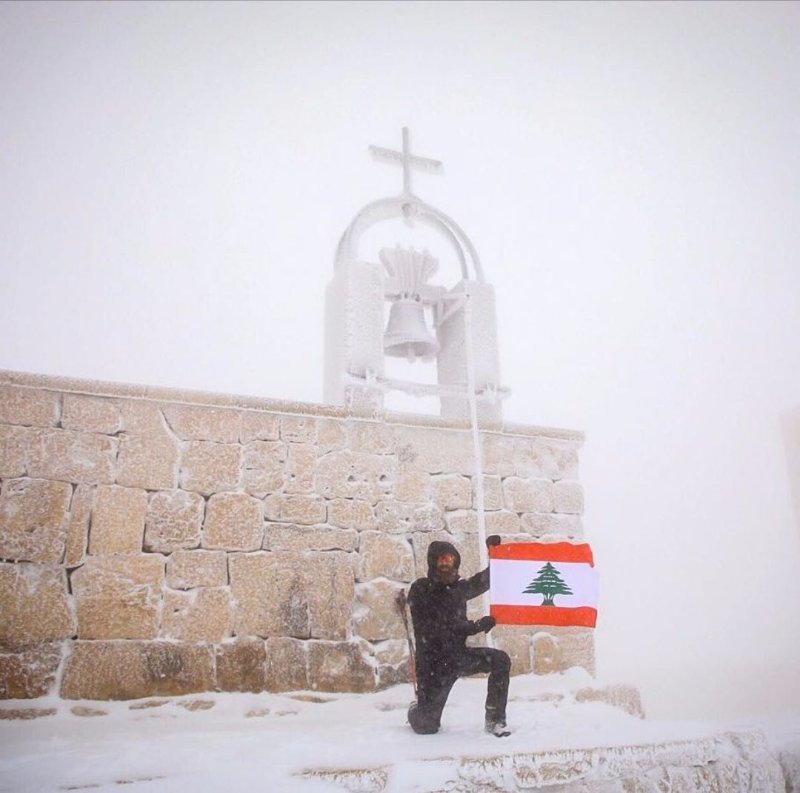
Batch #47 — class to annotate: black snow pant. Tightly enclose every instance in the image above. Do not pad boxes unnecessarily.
[408,647,511,735]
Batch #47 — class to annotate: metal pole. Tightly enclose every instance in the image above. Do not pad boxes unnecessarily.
[463,290,494,648]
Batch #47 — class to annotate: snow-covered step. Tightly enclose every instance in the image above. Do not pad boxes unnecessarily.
[1,675,796,793]
[298,729,785,792]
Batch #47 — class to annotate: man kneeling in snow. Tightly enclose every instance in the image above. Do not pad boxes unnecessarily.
[407,536,511,737]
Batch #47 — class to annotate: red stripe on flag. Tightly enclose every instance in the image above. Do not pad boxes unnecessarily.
[491,604,597,628]
[489,542,594,566]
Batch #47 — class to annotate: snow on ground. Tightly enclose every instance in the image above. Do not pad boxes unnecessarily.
[1,671,798,793]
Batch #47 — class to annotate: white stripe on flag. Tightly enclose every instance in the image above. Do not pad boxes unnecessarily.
[490,559,598,609]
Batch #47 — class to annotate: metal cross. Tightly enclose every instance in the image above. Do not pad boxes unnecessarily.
[369,127,443,196]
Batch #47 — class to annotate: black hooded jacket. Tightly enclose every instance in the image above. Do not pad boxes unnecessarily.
[407,541,490,676]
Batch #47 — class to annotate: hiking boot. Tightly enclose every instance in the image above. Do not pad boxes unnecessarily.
[485,717,511,737]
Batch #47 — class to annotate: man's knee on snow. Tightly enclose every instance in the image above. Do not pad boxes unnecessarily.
[408,702,440,734]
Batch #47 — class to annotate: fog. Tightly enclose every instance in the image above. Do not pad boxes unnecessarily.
[1,1,799,720]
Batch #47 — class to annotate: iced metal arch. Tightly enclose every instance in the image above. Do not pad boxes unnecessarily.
[334,194,485,283]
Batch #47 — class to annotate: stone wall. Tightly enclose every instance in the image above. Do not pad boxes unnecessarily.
[0,371,592,701]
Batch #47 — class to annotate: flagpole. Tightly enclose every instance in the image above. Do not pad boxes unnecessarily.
[463,290,494,649]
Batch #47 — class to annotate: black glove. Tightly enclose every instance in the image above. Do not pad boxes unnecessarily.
[475,615,496,633]
[485,535,501,548]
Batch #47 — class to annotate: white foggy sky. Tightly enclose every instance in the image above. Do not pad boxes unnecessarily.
[2,1,799,719]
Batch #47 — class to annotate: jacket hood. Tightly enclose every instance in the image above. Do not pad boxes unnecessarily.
[427,541,461,580]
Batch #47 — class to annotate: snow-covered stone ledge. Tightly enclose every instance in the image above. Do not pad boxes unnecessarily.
[1,370,591,701]
[1,673,796,792]
[302,731,785,792]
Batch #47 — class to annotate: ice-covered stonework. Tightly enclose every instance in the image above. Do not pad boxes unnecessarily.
[0,371,587,701]
[0,674,795,793]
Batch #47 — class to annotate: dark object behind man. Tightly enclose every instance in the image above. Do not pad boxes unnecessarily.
[406,536,511,737]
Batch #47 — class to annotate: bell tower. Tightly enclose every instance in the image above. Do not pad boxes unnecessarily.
[324,128,508,422]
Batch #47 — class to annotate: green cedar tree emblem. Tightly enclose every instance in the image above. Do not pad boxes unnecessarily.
[523,562,573,606]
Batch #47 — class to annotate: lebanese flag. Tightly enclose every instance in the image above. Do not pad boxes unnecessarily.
[489,542,598,628]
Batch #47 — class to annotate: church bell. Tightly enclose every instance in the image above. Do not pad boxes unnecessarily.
[383,297,440,362]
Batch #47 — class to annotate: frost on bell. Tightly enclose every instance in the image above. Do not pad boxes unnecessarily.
[323,127,509,422]
[381,247,440,362]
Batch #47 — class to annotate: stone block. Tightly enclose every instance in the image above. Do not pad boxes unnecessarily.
[116,432,178,490]
[327,499,375,531]
[119,401,166,434]
[127,699,170,710]
[0,386,59,427]
[432,474,472,510]
[265,637,309,691]
[61,395,121,434]
[0,478,72,563]
[298,550,358,640]
[556,628,595,675]
[0,642,62,699]
[394,425,474,475]
[266,524,357,552]
[177,699,215,712]
[216,639,267,693]
[280,415,317,443]
[166,549,228,589]
[315,450,396,504]
[60,641,215,700]
[264,494,326,526]
[532,628,595,675]
[71,705,108,717]
[307,640,377,693]
[532,631,558,675]
[71,555,163,640]
[502,477,554,513]
[346,421,394,454]
[202,492,263,551]
[284,443,317,494]
[0,707,57,720]
[371,638,406,668]
[375,501,444,534]
[554,480,585,514]
[474,475,503,511]
[444,509,521,535]
[161,588,232,642]
[317,418,346,452]
[144,490,204,553]
[232,551,304,638]
[230,551,353,640]
[455,534,485,582]
[491,626,533,675]
[26,428,117,485]
[574,684,644,718]
[480,435,517,478]
[0,424,27,478]
[163,404,242,443]
[179,441,241,495]
[0,707,58,720]
[356,532,414,582]
[239,410,280,443]
[393,470,430,502]
[242,440,286,498]
[483,435,580,481]
[352,580,405,642]
[0,563,74,644]
[64,484,94,567]
[520,512,583,538]
[518,437,580,481]
[372,639,410,688]
[89,485,147,555]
